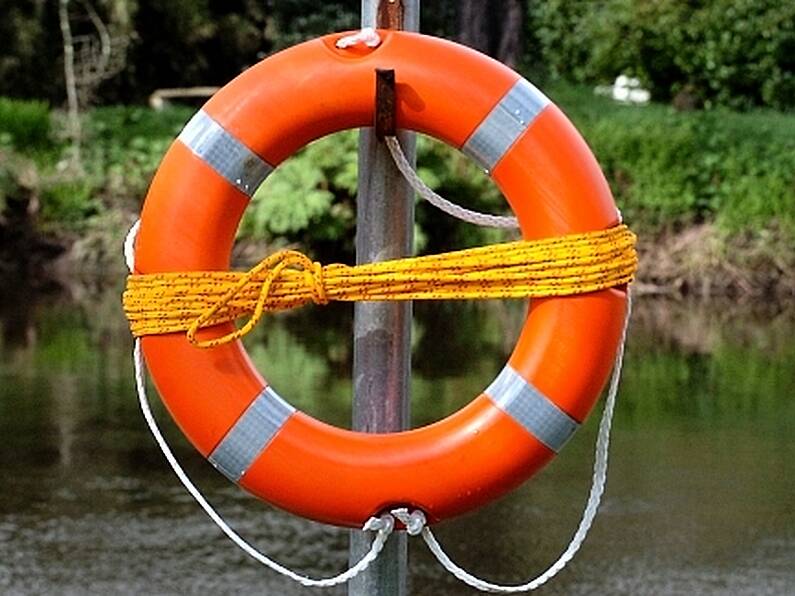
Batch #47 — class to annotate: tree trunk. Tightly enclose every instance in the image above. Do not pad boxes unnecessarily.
[497,0,524,69]
[456,0,525,69]
[457,0,490,54]
[58,0,82,169]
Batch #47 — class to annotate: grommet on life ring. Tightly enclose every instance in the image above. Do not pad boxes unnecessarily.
[132,30,628,528]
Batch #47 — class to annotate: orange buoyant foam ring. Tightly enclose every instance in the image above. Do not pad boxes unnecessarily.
[134,30,627,528]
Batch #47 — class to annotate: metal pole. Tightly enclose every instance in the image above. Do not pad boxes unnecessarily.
[349,2,419,595]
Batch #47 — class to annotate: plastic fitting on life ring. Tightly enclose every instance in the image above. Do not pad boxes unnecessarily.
[132,30,628,528]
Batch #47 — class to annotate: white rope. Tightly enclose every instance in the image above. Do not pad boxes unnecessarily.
[126,221,396,589]
[335,27,382,49]
[416,293,632,592]
[123,218,140,272]
[384,136,520,229]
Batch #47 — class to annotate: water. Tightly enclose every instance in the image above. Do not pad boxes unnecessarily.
[1,288,793,595]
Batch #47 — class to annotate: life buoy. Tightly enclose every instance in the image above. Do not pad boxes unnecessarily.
[133,30,628,528]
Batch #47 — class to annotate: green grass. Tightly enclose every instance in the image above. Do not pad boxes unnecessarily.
[0,97,51,152]
[546,82,795,239]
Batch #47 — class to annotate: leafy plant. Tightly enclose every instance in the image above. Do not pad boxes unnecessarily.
[0,97,52,151]
[549,82,795,241]
[40,180,99,227]
[532,0,795,110]
[241,131,358,253]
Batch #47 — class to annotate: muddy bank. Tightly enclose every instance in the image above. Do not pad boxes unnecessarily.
[635,224,794,299]
[0,167,65,290]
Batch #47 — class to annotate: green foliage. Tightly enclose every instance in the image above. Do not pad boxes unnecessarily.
[20,105,189,232]
[0,149,38,222]
[2,93,794,267]
[86,105,192,198]
[533,0,795,110]
[88,105,193,145]
[531,0,604,84]
[239,131,514,256]
[0,0,361,104]
[267,0,358,51]
[248,160,335,236]
[3,0,791,113]
[549,82,795,239]
[241,131,358,252]
[0,101,192,236]
[0,97,51,151]
[40,180,99,227]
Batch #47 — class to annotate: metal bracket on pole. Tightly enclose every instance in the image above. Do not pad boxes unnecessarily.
[375,69,397,140]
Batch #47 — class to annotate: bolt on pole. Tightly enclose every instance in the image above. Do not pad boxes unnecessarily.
[348,2,419,596]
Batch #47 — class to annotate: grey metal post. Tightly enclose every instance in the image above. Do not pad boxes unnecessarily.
[348,2,419,596]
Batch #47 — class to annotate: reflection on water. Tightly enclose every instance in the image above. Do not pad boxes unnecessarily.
[1,288,793,595]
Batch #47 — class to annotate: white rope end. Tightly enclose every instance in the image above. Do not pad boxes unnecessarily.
[363,513,395,534]
[336,27,381,49]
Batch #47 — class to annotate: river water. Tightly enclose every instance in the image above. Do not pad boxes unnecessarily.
[0,288,793,595]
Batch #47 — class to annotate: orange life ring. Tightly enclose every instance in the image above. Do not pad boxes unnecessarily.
[134,30,627,528]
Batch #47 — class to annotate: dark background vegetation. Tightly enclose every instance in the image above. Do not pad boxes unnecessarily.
[0,0,793,295]
[3,0,792,110]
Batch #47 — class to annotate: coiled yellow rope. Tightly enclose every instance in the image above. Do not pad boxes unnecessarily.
[123,224,637,349]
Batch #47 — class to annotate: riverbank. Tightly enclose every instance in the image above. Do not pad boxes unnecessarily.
[1,86,793,297]
[636,223,794,298]
[27,223,792,299]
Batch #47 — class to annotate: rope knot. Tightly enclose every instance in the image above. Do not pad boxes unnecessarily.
[390,507,427,536]
[187,249,329,348]
[306,259,328,305]
[363,513,395,534]
[362,508,427,537]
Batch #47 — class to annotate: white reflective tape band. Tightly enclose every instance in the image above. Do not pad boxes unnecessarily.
[462,78,550,172]
[484,365,579,452]
[178,110,273,197]
[208,387,295,482]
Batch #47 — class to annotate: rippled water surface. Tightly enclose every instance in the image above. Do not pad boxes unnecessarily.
[1,289,793,595]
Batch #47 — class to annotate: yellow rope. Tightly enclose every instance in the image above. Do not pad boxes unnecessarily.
[123,224,637,348]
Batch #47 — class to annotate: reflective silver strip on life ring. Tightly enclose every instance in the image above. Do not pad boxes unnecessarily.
[462,78,550,172]
[484,365,579,452]
[208,387,295,482]
[178,109,273,197]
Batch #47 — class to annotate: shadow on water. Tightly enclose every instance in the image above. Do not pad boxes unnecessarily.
[0,288,793,595]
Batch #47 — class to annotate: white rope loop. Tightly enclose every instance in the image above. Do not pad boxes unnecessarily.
[384,136,520,229]
[419,293,632,592]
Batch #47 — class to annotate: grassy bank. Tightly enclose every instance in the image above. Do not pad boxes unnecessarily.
[1,85,793,296]
[548,83,795,296]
